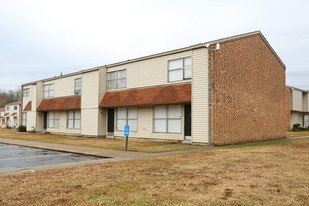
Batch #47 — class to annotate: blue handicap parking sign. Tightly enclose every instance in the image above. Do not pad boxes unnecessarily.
[124,125,130,136]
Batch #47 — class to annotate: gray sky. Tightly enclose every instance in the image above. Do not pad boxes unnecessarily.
[0,0,308,90]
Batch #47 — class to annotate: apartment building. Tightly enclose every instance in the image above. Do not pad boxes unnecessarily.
[0,108,5,125]
[22,31,287,145]
[287,86,309,129]
[3,101,21,128]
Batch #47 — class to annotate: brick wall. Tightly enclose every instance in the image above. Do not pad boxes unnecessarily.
[209,34,287,145]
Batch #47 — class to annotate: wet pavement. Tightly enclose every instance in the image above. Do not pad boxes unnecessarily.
[0,143,103,170]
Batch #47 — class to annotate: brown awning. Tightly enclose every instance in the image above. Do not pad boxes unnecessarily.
[11,112,17,117]
[23,101,32,111]
[37,96,81,111]
[100,83,191,107]
[3,113,9,117]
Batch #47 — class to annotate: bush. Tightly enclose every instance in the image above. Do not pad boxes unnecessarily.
[17,125,26,132]
[292,123,301,131]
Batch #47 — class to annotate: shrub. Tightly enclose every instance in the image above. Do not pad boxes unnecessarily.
[17,125,26,132]
[292,123,301,131]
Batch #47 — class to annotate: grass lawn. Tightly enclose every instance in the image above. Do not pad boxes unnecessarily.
[286,131,309,138]
[1,138,308,205]
[0,129,200,153]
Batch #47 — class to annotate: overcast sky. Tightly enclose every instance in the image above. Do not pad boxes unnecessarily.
[0,0,308,90]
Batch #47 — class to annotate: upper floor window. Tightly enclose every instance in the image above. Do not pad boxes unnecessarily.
[23,88,30,97]
[14,106,17,110]
[44,84,54,98]
[107,69,126,90]
[116,107,137,131]
[74,78,82,94]
[6,107,9,111]
[168,57,192,82]
[67,110,81,129]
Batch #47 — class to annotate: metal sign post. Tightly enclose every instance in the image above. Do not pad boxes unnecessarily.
[124,125,130,150]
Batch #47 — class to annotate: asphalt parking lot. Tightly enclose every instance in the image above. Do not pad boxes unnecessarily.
[0,143,103,170]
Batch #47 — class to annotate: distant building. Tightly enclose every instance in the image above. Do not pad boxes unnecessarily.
[3,101,21,128]
[21,31,287,145]
[0,108,5,125]
[287,86,309,129]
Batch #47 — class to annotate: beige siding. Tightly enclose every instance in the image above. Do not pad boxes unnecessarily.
[191,48,209,143]
[80,70,101,136]
[44,74,82,98]
[106,51,192,91]
[290,111,304,128]
[81,108,99,136]
[113,106,184,141]
[292,90,303,111]
[98,68,107,136]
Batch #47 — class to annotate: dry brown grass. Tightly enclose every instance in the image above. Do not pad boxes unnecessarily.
[1,138,309,205]
[0,129,199,153]
[286,131,309,138]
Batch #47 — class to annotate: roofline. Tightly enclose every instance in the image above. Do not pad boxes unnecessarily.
[286,85,309,93]
[22,30,286,86]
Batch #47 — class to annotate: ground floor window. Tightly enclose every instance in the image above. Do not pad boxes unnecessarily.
[48,111,59,128]
[154,105,181,133]
[22,112,27,126]
[116,107,137,131]
[67,110,81,129]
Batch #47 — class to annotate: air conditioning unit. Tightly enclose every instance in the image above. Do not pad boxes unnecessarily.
[74,89,81,94]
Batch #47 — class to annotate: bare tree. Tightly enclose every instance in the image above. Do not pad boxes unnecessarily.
[0,89,22,108]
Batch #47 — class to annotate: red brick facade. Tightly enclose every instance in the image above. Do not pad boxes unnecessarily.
[209,34,287,145]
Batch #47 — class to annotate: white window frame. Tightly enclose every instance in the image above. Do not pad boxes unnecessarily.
[44,84,54,98]
[23,88,30,97]
[153,105,182,133]
[168,57,192,82]
[48,111,59,128]
[74,78,82,94]
[107,69,127,90]
[22,112,27,126]
[116,107,137,131]
[67,110,81,129]
[6,107,9,111]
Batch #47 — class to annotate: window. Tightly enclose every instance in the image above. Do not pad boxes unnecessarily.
[154,105,181,133]
[22,112,27,126]
[14,106,17,110]
[168,57,192,82]
[74,78,82,94]
[67,110,81,129]
[107,69,127,90]
[6,107,9,111]
[116,107,137,131]
[48,111,59,128]
[23,88,30,97]
[44,84,54,98]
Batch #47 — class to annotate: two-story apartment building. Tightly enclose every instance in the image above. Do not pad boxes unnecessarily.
[21,31,288,145]
[3,101,21,128]
[287,86,309,129]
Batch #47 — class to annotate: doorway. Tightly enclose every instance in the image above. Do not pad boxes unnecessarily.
[107,108,115,134]
[184,104,191,140]
[43,112,47,129]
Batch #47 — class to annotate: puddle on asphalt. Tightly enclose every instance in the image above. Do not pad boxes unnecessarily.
[0,143,110,170]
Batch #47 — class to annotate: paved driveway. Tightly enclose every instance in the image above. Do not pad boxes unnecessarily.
[0,143,102,170]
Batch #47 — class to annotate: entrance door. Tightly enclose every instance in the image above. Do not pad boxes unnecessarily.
[184,105,192,140]
[43,112,47,129]
[107,108,115,133]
